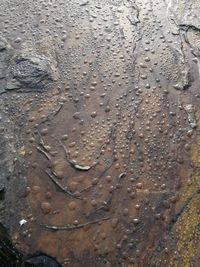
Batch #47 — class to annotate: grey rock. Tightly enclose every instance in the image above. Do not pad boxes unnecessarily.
[0,36,9,51]
[26,252,62,267]
[8,54,55,90]
[0,111,16,224]
[0,79,7,94]
[5,38,59,91]
[79,0,89,6]
[173,69,191,90]
[184,104,197,129]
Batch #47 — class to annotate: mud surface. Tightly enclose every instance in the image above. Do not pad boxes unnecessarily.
[0,0,200,266]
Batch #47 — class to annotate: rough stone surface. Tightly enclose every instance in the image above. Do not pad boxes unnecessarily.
[7,54,55,90]
[6,40,59,91]
[0,0,200,267]
[0,35,9,51]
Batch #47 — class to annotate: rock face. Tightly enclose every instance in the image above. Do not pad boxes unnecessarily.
[0,38,58,92]
[1,0,200,267]
[0,222,61,267]
[26,253,62,267]
[0,36,9,51]
[0,36,10,91]
[0,109,15,224]
[7,54,55,90]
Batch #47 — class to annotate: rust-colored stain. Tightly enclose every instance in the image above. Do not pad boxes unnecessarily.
[0,0,200,266]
